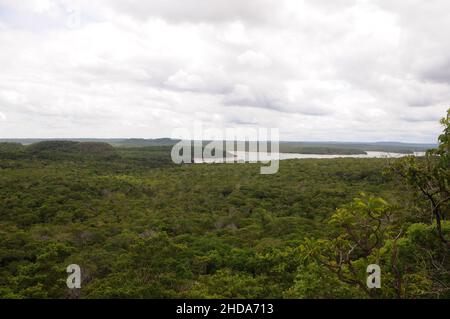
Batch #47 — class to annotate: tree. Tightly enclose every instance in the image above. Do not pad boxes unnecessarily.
[292,194,450,298]
[390,109,450,245]
[295,194,397,298]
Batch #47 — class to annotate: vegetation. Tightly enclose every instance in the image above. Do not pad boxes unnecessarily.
[0,110,448,299]
[290,110,450,298]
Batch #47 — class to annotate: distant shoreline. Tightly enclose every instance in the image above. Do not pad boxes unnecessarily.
[0,138,435,157]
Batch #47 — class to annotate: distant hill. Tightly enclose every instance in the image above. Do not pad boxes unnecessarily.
[113,138,180,147]
[0,138,180,147]
[14,141,120,160]
[0,138,437,155]
[0,142,25,152]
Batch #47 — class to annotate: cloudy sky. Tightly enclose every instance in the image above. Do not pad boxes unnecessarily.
[0,0,449,142]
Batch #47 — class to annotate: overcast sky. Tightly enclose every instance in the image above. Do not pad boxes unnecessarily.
[0,0,449,142]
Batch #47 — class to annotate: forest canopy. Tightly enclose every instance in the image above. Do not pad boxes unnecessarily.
[0,110,448,299]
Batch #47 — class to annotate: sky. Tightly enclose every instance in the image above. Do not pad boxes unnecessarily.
[0,0,449,142]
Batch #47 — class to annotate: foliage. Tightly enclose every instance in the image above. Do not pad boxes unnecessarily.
[389,109,449,244]
[0,109,448,298]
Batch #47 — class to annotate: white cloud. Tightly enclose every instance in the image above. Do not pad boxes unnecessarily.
[165,70,206,91]
[237,50,271,68]
[95,0,279,24]
[0,0,449,142]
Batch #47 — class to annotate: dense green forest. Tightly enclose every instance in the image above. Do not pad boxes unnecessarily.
[0,111,448,299]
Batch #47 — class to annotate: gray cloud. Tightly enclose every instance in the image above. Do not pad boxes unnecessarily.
[0,0,449,141]
[420,59,450,84]
[99,0,278,24]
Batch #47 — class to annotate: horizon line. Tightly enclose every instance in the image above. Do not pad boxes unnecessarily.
[0,137,438,145]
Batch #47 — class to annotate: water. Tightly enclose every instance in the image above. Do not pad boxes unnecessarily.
[194,151,426,163]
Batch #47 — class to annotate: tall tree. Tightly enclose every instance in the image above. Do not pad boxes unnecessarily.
[390,109,450,245]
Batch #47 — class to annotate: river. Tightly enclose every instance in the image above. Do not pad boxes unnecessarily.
[194,151,426,163]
